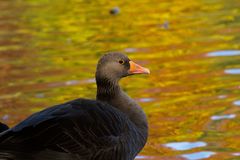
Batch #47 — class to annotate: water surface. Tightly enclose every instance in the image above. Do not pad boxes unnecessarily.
[0,0,240,159]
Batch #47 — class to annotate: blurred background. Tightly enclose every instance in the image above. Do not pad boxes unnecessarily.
[0,0,240,159]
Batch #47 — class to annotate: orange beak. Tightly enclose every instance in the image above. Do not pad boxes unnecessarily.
[128,61,150,74]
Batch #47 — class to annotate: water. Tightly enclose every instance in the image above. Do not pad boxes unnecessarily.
[164,141,207,151]
[224,69,240,74]
[211,114,236,121]
[0,0,240,159]
[233,100,240,106]
[181,151,216,160]
[207,50,240,57]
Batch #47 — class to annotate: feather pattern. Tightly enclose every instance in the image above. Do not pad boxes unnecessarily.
[0,99,147,160]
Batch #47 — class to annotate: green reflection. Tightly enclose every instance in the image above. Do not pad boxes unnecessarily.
[0,0,240,159]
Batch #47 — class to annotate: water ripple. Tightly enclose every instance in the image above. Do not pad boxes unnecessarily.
[164,141,207,151]
[211,114,236,121]
[138,98,154,103]
[232,153,240,156]
[135,155,154,159]
[224,69,240,74]
[218,95,227,99]
[233,100,240,106]
[207,50,240,57]
[181,151,216,160]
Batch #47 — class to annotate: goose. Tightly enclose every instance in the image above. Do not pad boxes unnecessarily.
[0,52,150,160]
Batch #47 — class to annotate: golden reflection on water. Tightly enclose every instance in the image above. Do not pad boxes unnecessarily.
[0,0,240,159]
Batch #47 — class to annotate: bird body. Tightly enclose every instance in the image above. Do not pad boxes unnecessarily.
[0,122,8,133]
[0,52,149,160]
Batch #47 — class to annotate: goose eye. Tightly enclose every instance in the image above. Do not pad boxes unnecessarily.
[119,60,124,64]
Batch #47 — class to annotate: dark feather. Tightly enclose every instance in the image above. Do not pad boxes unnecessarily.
[0,123,9,133]
[0,99,144,160]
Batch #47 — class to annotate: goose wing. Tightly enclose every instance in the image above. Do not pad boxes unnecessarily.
[0,99,137,160]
